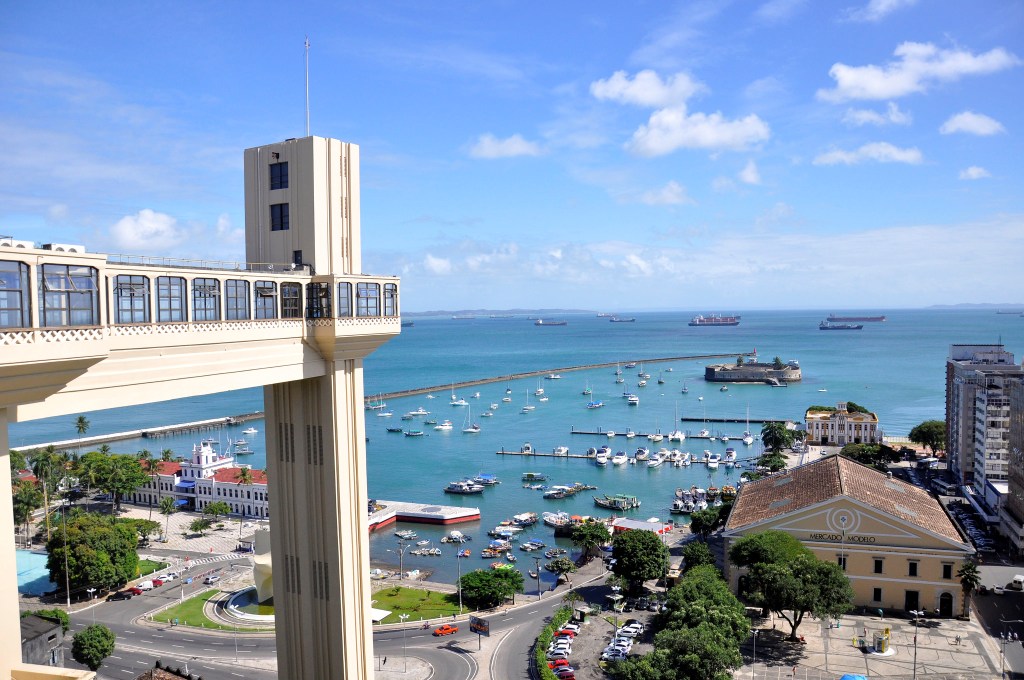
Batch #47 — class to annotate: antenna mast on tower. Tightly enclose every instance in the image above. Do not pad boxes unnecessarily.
[304,36,311,136]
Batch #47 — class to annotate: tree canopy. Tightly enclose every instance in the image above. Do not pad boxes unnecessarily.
[760,422,794,454]
[729,530,811,569]
[46,513,140,596]
[756,450,789,473]
[747,554,852,640]
[571,521,611,560]
[681,541,716,572]
[957,561,981,619]
[838,444,901,471]
[98,455,149,511]
[72,624,115,671]
[458,568,523,609]
[909,420,946,455]
[612,529,669,592]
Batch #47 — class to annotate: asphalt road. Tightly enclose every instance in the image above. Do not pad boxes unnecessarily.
[975,561,1024,677]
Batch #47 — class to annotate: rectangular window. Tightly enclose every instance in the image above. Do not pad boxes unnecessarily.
[872,587,882,602]
[306,282,332,319]
[40,264,99,327]
[156,276,187,322]
[293,250,303,266]
[270,203,290,231]
[942,564,953,580]
[874,559,884,574]
[383,282,398,316]
[113,274,151,323]
[225,280,250,320]
[337,282,352,317]
[281,283,302,318]
[356,282,380,317]
[837,555,847,571]
[0,260,31,328]
[908,561,918,577]
[192,278,221,322]
[254,280,277,319]
[269,162,289,190]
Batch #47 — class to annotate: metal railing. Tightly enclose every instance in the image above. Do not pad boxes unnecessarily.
[106,253,312,275]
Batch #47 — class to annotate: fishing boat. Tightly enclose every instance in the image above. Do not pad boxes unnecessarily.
[594,494,641,510]
[404,430,425,437]
[444,480,485,494]
[396,529,418,540]
[386,426,404,433]
[512,512,538,526]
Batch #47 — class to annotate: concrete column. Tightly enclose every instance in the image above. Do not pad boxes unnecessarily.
[264,358,373,680]
[0,408,24,673]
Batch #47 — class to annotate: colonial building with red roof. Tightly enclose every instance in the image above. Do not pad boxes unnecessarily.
[724,455,973,617]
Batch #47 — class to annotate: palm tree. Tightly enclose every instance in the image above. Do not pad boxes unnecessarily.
[98,444,111,455]
[761,421,795,453]
[158,496,177,542]
[561,590,583,609]
[161,448,174,463]
[30,447,60,541]
[236,467,254,539]
[74,415,90,456]
[957,561,982,619]
[138,449,155,520]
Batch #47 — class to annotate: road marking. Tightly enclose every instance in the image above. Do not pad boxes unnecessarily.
[171,644,184,648]
[152,634,164,638]
[110,655,122,660]
[232,673,244,677]
[203,648,216,651]
[119,670,134,674]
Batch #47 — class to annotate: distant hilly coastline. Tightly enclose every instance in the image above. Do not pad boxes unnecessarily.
[928,303,1024,310]
[404,309,592,317]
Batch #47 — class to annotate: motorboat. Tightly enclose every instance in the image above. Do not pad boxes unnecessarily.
[698,429,710,438]
[473,473,500,486]
[616,377,625,384]
[595,450,609,466]
[242,427,258,435]
[586,401,604,409]
[451,398,469,406]
[625,430,636,439]
[445,480,485,494]
[396,529,418,540]
[546,373,562,380]
[720,386,729,392]
[409,407,430,416]
[627,395,640,406]
[376,411,393,418]
[724,448,737,467]
[611,452,628,465]
[552,446,569,456]
[606,430,616,438]
[635,447,650,461]
[647,432,663,442]
[481,411,494,417]
[434,420,453,431]
[647,453,664,468]
[404,430,425,437]
[502,396,512,402]
[637,380,647,387]
[490,403,499,410]
[707,453,721,469]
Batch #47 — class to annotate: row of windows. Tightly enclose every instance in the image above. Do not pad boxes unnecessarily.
[839,556,954,580]
[0,260,397,328]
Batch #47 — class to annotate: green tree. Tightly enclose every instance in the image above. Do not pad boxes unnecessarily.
[189,518,212,536]
[30,447,61,541]
[46,513,140,593]
[747,554,853,640]
[74,416,90,456]
[772,356,784,370]
[660,565,748,645]
[72,624,116,671]
[137,450,156,520]
[22,608,70,633]
[9,449,27,475]
[158,496,177,541]
[203,501,232,522]
[571,521,611,561]
[652,623,744,680]
[689,508,720,540]
[756,450,788,472]
[682,541,716,572]
[12,480,43,540]
[160,448,174,463]
[458,569,522,609]
[99,454,149,512]
[957,561,981,619]
[728,530,811,569]
[909,420,946,455]
[760,421,794,454]
[546,556,578,583]
[236,466,255,539]
[77,450,108,512]
[612,529,669,593]
[561,589,583,610]
[839,443,901,471]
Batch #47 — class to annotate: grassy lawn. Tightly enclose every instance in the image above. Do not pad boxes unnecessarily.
[373,586,461,624]
[151,590,274,631]
[138,559,167,577]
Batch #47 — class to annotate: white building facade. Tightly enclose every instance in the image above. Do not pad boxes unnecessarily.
[804,402,881,446]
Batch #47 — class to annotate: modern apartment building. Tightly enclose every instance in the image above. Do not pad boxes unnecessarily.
[0,135,399,679]
[1000,380,1024,555]
[945,345,1022,491]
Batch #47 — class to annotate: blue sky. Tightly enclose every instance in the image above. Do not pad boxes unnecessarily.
[2,1,1022,311]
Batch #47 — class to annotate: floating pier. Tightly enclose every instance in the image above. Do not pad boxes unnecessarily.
[367,500,481,532]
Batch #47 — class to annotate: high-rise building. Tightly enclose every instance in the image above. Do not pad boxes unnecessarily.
[0,135,399,679]
[945,344,1023,525]
[1001,379,1024,556]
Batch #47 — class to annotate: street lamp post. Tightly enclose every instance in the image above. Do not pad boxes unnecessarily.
[86,587,96,623]
[1000,619,1023,678]
[910,609,924,679]
[751,629,758,680]
[534,556,542,600]
[399,613,409,673]
[455,550,463,615]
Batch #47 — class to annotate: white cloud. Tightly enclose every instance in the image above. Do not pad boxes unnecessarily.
[639,180,695,205]
[739,160,762,185]
[842,102,911,126]
[590,70,705,108]
[109,209,187,251]
[755,0,808,23]
[627,107,771,156]
[940,111,1006,136]
[845,0,917,22]
[816,42,1021,102]
[813,142,923,165]
[468,133,543,159]
[423,254,453,275]
[712,176,736,192]
[959,166,991,180]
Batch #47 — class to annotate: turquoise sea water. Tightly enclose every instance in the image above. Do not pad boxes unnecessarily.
[11,309,1024,584]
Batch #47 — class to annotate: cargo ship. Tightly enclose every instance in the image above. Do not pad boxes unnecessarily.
[535,319,568,326]
[819,321,864,330]
[827,314,886,322]
[689,314,740,327]
[609,317,636,323]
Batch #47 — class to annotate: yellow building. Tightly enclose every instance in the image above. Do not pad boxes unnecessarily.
[805,401,881,445]
[724,456,973,617]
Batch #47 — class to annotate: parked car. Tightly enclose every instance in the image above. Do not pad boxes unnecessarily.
[137,580,155,591]
[107,590,133,601]
[548,659,571,669]
[555,629,577,638]
[158,573,178,582]
[203,574,220,585]
[546,650,570,661]
[601,651,629,661]
[561,623,580,633]
[433,624,458,636]
[127,587,144,596]
[152,578,164,587]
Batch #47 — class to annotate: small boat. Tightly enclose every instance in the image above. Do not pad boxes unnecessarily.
[473,473,501,486]
[681,381,689,394]
[586,401,604,409]
[481,411,494,418]
[625,430,636,439]
[457,549,471,558]
[720,386,729,392]
[506,552,517,562]
[396,529,418,539]
[534,387,545,396]
[401,414,415,420]
[445,480,485,494]
[522,472,547,482]
[594,494,641,510]
[627,395,640,405]
[606,430,616,438]
[242,427,258,435]
[502,396,512,402]
[552,446,569,456]
[698,429,710,438]
[624,362,637,369]
[615,377,625,384]
[386,427,404,433]
[528,570,538,579]
[416,539,430,546]
[638,380,647,387]
[538,396,549,402]
[450,398,469,406]
[581,382,592,395]
[545,373,562,380]
[409,407,430,416]
[434,420,453,431]
[490,403,499,409]
[611,452,628,465]
[404,430,425,437]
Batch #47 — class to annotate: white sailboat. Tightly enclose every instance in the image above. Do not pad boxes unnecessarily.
[462,405,481,433]
[521,390,535,414]
[668,402,685,442]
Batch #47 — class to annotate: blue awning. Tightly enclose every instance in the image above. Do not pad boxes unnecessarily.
[176,480,196,488]
[174,499,189,506]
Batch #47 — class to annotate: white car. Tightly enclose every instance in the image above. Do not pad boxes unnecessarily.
[157,573,178,582]
[601,651,629,661]
[561,623,581,633]
[616,626,642,638]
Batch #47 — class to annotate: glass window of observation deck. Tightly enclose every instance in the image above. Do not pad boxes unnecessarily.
[306,282,332,319]
[114,275,151,324]
[337,282,352,317]
[193,278,221,322]
[281,282,301,318]
[226,280,251,320]
[356,282,380,317]
[157,276,187,322]
[40,264,99,327]
[384,283,398,316]
[0,260,30,328]
[255,281,277,319]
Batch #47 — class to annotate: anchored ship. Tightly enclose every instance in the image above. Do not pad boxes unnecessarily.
[689,314,741,327]
[819,321,864,330]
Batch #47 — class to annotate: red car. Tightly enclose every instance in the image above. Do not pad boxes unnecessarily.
[548,659,570,669]
[127,587,144,596]
[152,578,164,587]
[433,624,458,636]
[555,629,577,638]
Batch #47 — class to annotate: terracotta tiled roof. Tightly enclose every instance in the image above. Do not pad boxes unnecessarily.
[212,467,267,485]
[726,455,965,544]
[155,461,181,475]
